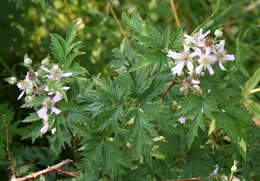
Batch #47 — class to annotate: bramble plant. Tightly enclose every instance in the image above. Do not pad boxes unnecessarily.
[3,12,260,181]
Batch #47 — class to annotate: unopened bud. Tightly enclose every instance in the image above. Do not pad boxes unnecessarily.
[75,18,85,30]
[25,96,34,103]
[26,88,33,95]
[41,56,50,66]
[24,54,32,67]
[5,76,17,85]
[231,160,238,173]
[214,29,223,38]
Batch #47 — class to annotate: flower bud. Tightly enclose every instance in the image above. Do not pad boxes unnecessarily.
[5,76,17,85]
[41,56,50,66]
[75,18,85,30]
[25,96,34,103]
[231,160,238,173]
[26,88,33,95]
[214,29,223,38]
[24,54,32,67]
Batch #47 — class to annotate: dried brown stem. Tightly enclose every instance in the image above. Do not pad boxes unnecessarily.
[167,178,202,181]
[11,159,73,181]
[169,0,180,28]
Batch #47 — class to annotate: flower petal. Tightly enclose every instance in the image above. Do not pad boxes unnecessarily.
[167,50,181,59]
[17,90,25,100]
[51,106,61,114]
[218,62,227,71]
[186,61,194,74]
[224,54,235,61]
[171,62,185,75]
[52,93,63,103]
[178,117,186,124]
[62,72,72,77]
[207,65,215,75]
[195,64,203,75]
[40,123,49,134]
[37,107,48,121]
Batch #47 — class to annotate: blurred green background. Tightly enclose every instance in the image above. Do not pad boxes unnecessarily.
[0,0,259,179]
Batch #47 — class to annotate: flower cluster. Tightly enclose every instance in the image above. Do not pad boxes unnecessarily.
[168,29,235,125]
[15,55,71,134]
[167,29,235,76]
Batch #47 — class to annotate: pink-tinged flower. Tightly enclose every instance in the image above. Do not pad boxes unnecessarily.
[195,47,216,75]
[17,71,37,100]
[41,64,72,80]
[168,46,198,75]
[215,40,235,70]
[44,86,70,95]
[184,29,210,47]
[37,107,48,121]
[40,123,49,134]
[37,93,63,121]
[191,79,200,90]
[178,117,186,124]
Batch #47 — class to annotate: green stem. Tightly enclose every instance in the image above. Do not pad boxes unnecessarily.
[0,57,13,74]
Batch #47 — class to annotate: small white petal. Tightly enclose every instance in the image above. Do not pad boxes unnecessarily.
[186,61,194,74]
[51,128,56,135]
[37,107,48,121]
[40,124,49,134]
[62,86,70,91]
[171,62,185,75]
[51,107,61,114]
[207,65,215,75]
[40,66,50,73]
[183,45,190,52]
[191,79,200,84]
[62,72,72,77]
[219,40,225,51]
[224,54,235,61]
[193,85,201,90]
[167,50,181,59]
[17,90,25,100]
[52,93,63,103]
[218,62,227,71]
[178,117,186,124]
[195,64,203,75]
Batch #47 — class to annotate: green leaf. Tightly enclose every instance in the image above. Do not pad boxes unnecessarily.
[187,113,205,147]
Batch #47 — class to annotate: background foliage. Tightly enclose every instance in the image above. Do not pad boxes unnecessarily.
[0,0,260,181]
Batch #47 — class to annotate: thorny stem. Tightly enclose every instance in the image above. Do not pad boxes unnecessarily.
[11,159,77,181]
[169,0,180,28]
[161,80,178,99]
[108,3,130,44]
[4,115,17,179]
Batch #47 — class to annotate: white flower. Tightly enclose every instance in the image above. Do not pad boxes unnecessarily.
[37,93,63,121]
[167,46,198,75]
[5,76,17,85]
[215,40,235,70]
[17,71,37,100]
[195,47,216,75]
[44,86,70,95]
[40,123,49,134]
[178,117,186,124]
[184,29,210,47]
[24,54,32,67]
[41,64,72,80]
